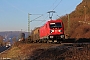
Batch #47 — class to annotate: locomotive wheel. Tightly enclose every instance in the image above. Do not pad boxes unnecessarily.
[57,41,62,44]
[47,40,53,43]
[57,39,62,44]
[44,40,47,43]
[38,40,42,43]
[47,40,50,43]
[33,40,37,43]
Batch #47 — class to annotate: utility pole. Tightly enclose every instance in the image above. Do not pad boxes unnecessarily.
[28,13,31,36]
[21,29,22,33]
[68,14,70,37]
[28,13,43,36]
[47,11,55,20]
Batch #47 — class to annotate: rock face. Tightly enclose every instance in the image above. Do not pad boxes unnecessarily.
[60,0,90,38]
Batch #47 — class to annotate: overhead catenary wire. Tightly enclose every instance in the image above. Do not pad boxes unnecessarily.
[30,0,63,30]
[42,0,60,21]
[49,0,58,10]
[41,0,62,20]
[46,0,62,20]
[31,14,44,22]
[35,0,63,23]
[4,0,27,14]
[55,0,81,19]
[57,0,82,17]
[30,0,63,25]
[53,0,62,10]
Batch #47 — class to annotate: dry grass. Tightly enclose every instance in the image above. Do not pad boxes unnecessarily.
[0,42,90,60]
[65,44,90,60]
[0,42,61,59]
[28,44,90,60]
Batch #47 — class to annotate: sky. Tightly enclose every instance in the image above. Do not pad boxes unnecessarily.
[0,0,82,32]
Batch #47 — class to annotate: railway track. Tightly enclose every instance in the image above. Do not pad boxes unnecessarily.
[30,39,90,51]
[27,38,90,44]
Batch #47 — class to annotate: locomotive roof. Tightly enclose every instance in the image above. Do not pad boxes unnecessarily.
[41,19,63,27]
[47,19,62,23]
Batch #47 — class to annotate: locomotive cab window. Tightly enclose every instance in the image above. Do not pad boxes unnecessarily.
[50,23,62,28]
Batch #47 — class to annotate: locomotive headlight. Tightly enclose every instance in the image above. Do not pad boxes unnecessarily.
[58,30,62,32]
[50,30,54,33]
[52,30,54,32]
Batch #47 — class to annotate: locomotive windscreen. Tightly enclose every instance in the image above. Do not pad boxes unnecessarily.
[50,22,62,28]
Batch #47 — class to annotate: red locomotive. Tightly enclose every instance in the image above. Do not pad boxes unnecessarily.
[31,19,65,43]
[39,19,65,42]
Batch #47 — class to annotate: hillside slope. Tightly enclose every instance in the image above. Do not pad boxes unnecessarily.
[60,0,90,38]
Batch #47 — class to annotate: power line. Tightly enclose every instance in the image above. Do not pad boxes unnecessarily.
[28,13,45,33]
[31,14,43,21]
[45,0,62,20]
[50,0,58,10]
[53,0,62,10]
[29,0,63,31]
[37,0,61,21]
[56,0,81,19]
[4,0,27,14]
[42,0,58,20]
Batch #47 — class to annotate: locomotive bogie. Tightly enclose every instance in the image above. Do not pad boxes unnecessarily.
[49,35,65,40]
